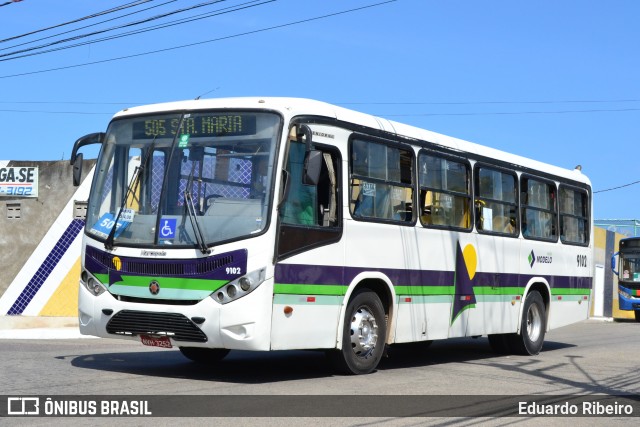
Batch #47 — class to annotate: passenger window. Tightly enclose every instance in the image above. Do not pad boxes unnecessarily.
[475,167,518,235]
[419,152,471,229]
[521,177,557,241]
[559,185,589,245]
[350,139,413,223]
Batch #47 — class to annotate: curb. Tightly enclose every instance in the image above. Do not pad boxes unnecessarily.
[0,315,90,339]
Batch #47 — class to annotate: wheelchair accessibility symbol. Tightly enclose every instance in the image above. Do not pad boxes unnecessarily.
[158,218,177,239]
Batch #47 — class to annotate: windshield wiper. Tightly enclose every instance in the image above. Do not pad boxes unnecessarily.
[184,189,210,254]
[104,138,155,250]
[181,160,210,255]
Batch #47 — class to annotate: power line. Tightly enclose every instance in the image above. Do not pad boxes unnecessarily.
[1,97,639,107]
[0,101,144,105]
[339,99,640,106]
[0,109,112,115]
[0,0,398,79]
[0,0,247,61]
[0,1,151,43]
[0,0,24,8]
[0,0,178,53]
[377,108,640,117]
[594,180,640,194]
[3,100,640,118]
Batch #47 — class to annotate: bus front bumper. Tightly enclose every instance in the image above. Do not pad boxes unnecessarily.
[77,278,274,351]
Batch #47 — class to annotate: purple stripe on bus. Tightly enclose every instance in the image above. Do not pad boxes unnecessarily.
[275,263,592,290]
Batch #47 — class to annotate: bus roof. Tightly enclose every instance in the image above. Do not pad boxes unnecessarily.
[114,97,591,186]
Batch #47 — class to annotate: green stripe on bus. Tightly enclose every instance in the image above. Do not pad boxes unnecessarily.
[273,294,343,305]
[397,295,451,303]
[274,284,347,296]
[108,284,213,300]
[393,285,455,295]
[93,274,227,291]
[552,294,590,301]
[551,288,591,296]
[397,294,518,304]
[473,286,524,295]
[94,273,109,284]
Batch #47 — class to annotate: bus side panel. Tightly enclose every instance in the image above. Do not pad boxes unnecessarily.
[395,228,462,341]
[271,295,343,350]
[219,279,274,351]
[270,241,346,350]
[466,234,521,337]
[548,297,590,329]
[394,227,449,343]
[546,243,592,330]
[520,239,592,331]
[345,220,420,344]
[394,298,452,342]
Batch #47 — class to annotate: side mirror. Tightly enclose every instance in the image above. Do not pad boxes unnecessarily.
[70,132,105,186]
[72,153,84,187]
[295,124,322,186]
[611,251,619,276]
[303,150,323,186]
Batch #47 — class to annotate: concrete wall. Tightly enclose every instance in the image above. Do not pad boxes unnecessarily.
[0,159,94,316]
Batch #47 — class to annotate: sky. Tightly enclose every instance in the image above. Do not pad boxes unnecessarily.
[0,0,638,220]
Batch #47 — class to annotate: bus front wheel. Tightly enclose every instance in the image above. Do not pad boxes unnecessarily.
[635,310,640,323]
[328,289,387,375]
[509,290,546,355]
[179,347,230,363]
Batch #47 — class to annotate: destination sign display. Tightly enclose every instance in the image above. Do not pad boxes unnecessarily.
[132,114,257,139]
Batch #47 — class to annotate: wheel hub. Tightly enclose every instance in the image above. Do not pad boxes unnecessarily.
[349,306,379,359]
[526,303,542,342]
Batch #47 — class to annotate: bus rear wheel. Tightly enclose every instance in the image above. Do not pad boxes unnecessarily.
[635,310,640,323]
[328,289,387,375]
[179,347,230,363]
[508,290,546,355]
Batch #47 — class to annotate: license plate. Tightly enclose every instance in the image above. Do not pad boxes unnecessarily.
[140,335,172,348]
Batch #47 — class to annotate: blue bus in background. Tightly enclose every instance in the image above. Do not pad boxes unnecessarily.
[612,237,640,322]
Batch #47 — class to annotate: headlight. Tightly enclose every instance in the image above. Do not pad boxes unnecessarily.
[212,268,266,304]
[81,269,107,296]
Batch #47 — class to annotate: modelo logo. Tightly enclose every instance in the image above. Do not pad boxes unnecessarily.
[528,250,553,267]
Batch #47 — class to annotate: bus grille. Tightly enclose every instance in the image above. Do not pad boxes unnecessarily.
[86,246,235,276]
[106,310,207,342]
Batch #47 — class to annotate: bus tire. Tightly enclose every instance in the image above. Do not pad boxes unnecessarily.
[509,291,546,355]
[328,289,387,375]
[179,347,230,363]
[635,311,640,323]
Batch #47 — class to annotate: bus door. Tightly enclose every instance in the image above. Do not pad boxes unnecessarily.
[272,124,345,349]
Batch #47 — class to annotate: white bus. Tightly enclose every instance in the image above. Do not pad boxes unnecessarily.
[71,97,593,374]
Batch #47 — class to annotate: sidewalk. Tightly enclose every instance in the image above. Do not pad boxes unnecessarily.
[0,315,91,339]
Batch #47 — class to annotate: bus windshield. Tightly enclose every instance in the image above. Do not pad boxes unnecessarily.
[621,253,640,283]
[85,111,281,249]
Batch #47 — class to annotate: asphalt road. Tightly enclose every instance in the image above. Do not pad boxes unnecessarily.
[1,319,638,426]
